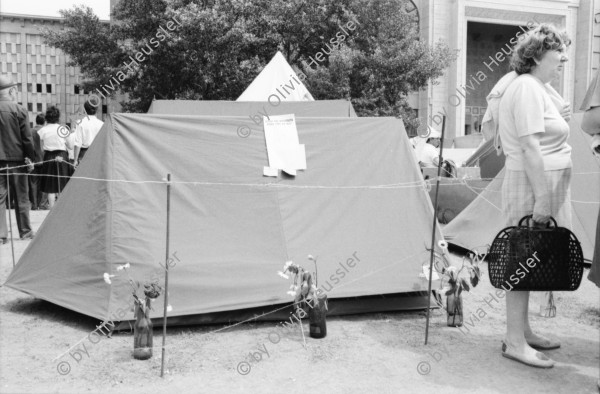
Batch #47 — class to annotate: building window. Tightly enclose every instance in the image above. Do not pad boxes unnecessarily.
[36,84,42,93]
[36,64,41,73]
[46,84,52,93]
[26,45,31,54]
[6,43,11,52]
[74,85,80,94]
[27,83,32,93]
[16,44,21,52]
[27,103,32,111]
[7,63,12,72]
[37,103,42,112]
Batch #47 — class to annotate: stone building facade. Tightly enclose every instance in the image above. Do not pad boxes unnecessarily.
[0,13,114,128]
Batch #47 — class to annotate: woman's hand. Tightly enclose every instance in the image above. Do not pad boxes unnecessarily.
[533,195,551,225]
[24,157,34,173]
[559,102,571,122]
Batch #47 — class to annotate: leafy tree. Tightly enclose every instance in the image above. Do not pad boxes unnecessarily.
[43,0,456,133]
[301,0,456,133]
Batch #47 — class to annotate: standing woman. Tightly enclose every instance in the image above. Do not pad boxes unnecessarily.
[580,67,600,391]
[580,68,600,289]
[37,106,74,208]
[498,24,572,368]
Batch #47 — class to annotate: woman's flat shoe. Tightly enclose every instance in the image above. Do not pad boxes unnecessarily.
[527,338,561,350]
[501,343,555,368]
[502,338,561,351]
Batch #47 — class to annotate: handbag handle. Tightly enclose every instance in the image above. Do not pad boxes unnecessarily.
[518,215,558,228]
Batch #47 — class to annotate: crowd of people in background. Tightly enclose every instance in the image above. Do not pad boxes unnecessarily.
[0,75,103,244]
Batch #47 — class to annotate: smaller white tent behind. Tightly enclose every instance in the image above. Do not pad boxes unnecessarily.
[237,51,314,102]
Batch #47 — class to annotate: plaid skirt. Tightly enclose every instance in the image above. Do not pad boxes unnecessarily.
[501,168,572,228]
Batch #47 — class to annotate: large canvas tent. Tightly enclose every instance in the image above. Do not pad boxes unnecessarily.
[147,99,357,117]
[426,178,491,224]
[445,114,599,261]
[464,138,506,179]
[4,114,443,325]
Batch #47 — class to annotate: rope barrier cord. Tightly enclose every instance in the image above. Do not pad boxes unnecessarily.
[3,159,599,190]
[1,158,76,171]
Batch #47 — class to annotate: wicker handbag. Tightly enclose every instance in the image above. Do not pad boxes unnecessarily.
[488,215,584,291]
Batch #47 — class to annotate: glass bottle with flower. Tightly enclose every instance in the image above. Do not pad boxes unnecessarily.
[440,251,482,327]
[278,255,327,338]
[103,263,171,360]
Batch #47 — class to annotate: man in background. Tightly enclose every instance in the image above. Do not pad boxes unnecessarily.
[73,100,104,166]
[0,75,35,244]
[29,114,47,210]
[418,127,442,167]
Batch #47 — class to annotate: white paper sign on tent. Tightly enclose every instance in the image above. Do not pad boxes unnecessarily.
[263,114,306,176]
[263,166,279,177]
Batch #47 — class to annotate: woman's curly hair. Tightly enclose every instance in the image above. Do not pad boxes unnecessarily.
[510,23,571,75]
[45,106,60,124]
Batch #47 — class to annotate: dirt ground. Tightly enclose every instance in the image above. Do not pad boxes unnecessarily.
[1,210,599,394]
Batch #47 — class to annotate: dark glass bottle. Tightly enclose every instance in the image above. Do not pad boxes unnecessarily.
[308,295,327,338]
[133,298,153,360]
[446,292,463,327]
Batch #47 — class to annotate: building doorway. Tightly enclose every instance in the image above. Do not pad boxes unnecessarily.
[465,21,524,134]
